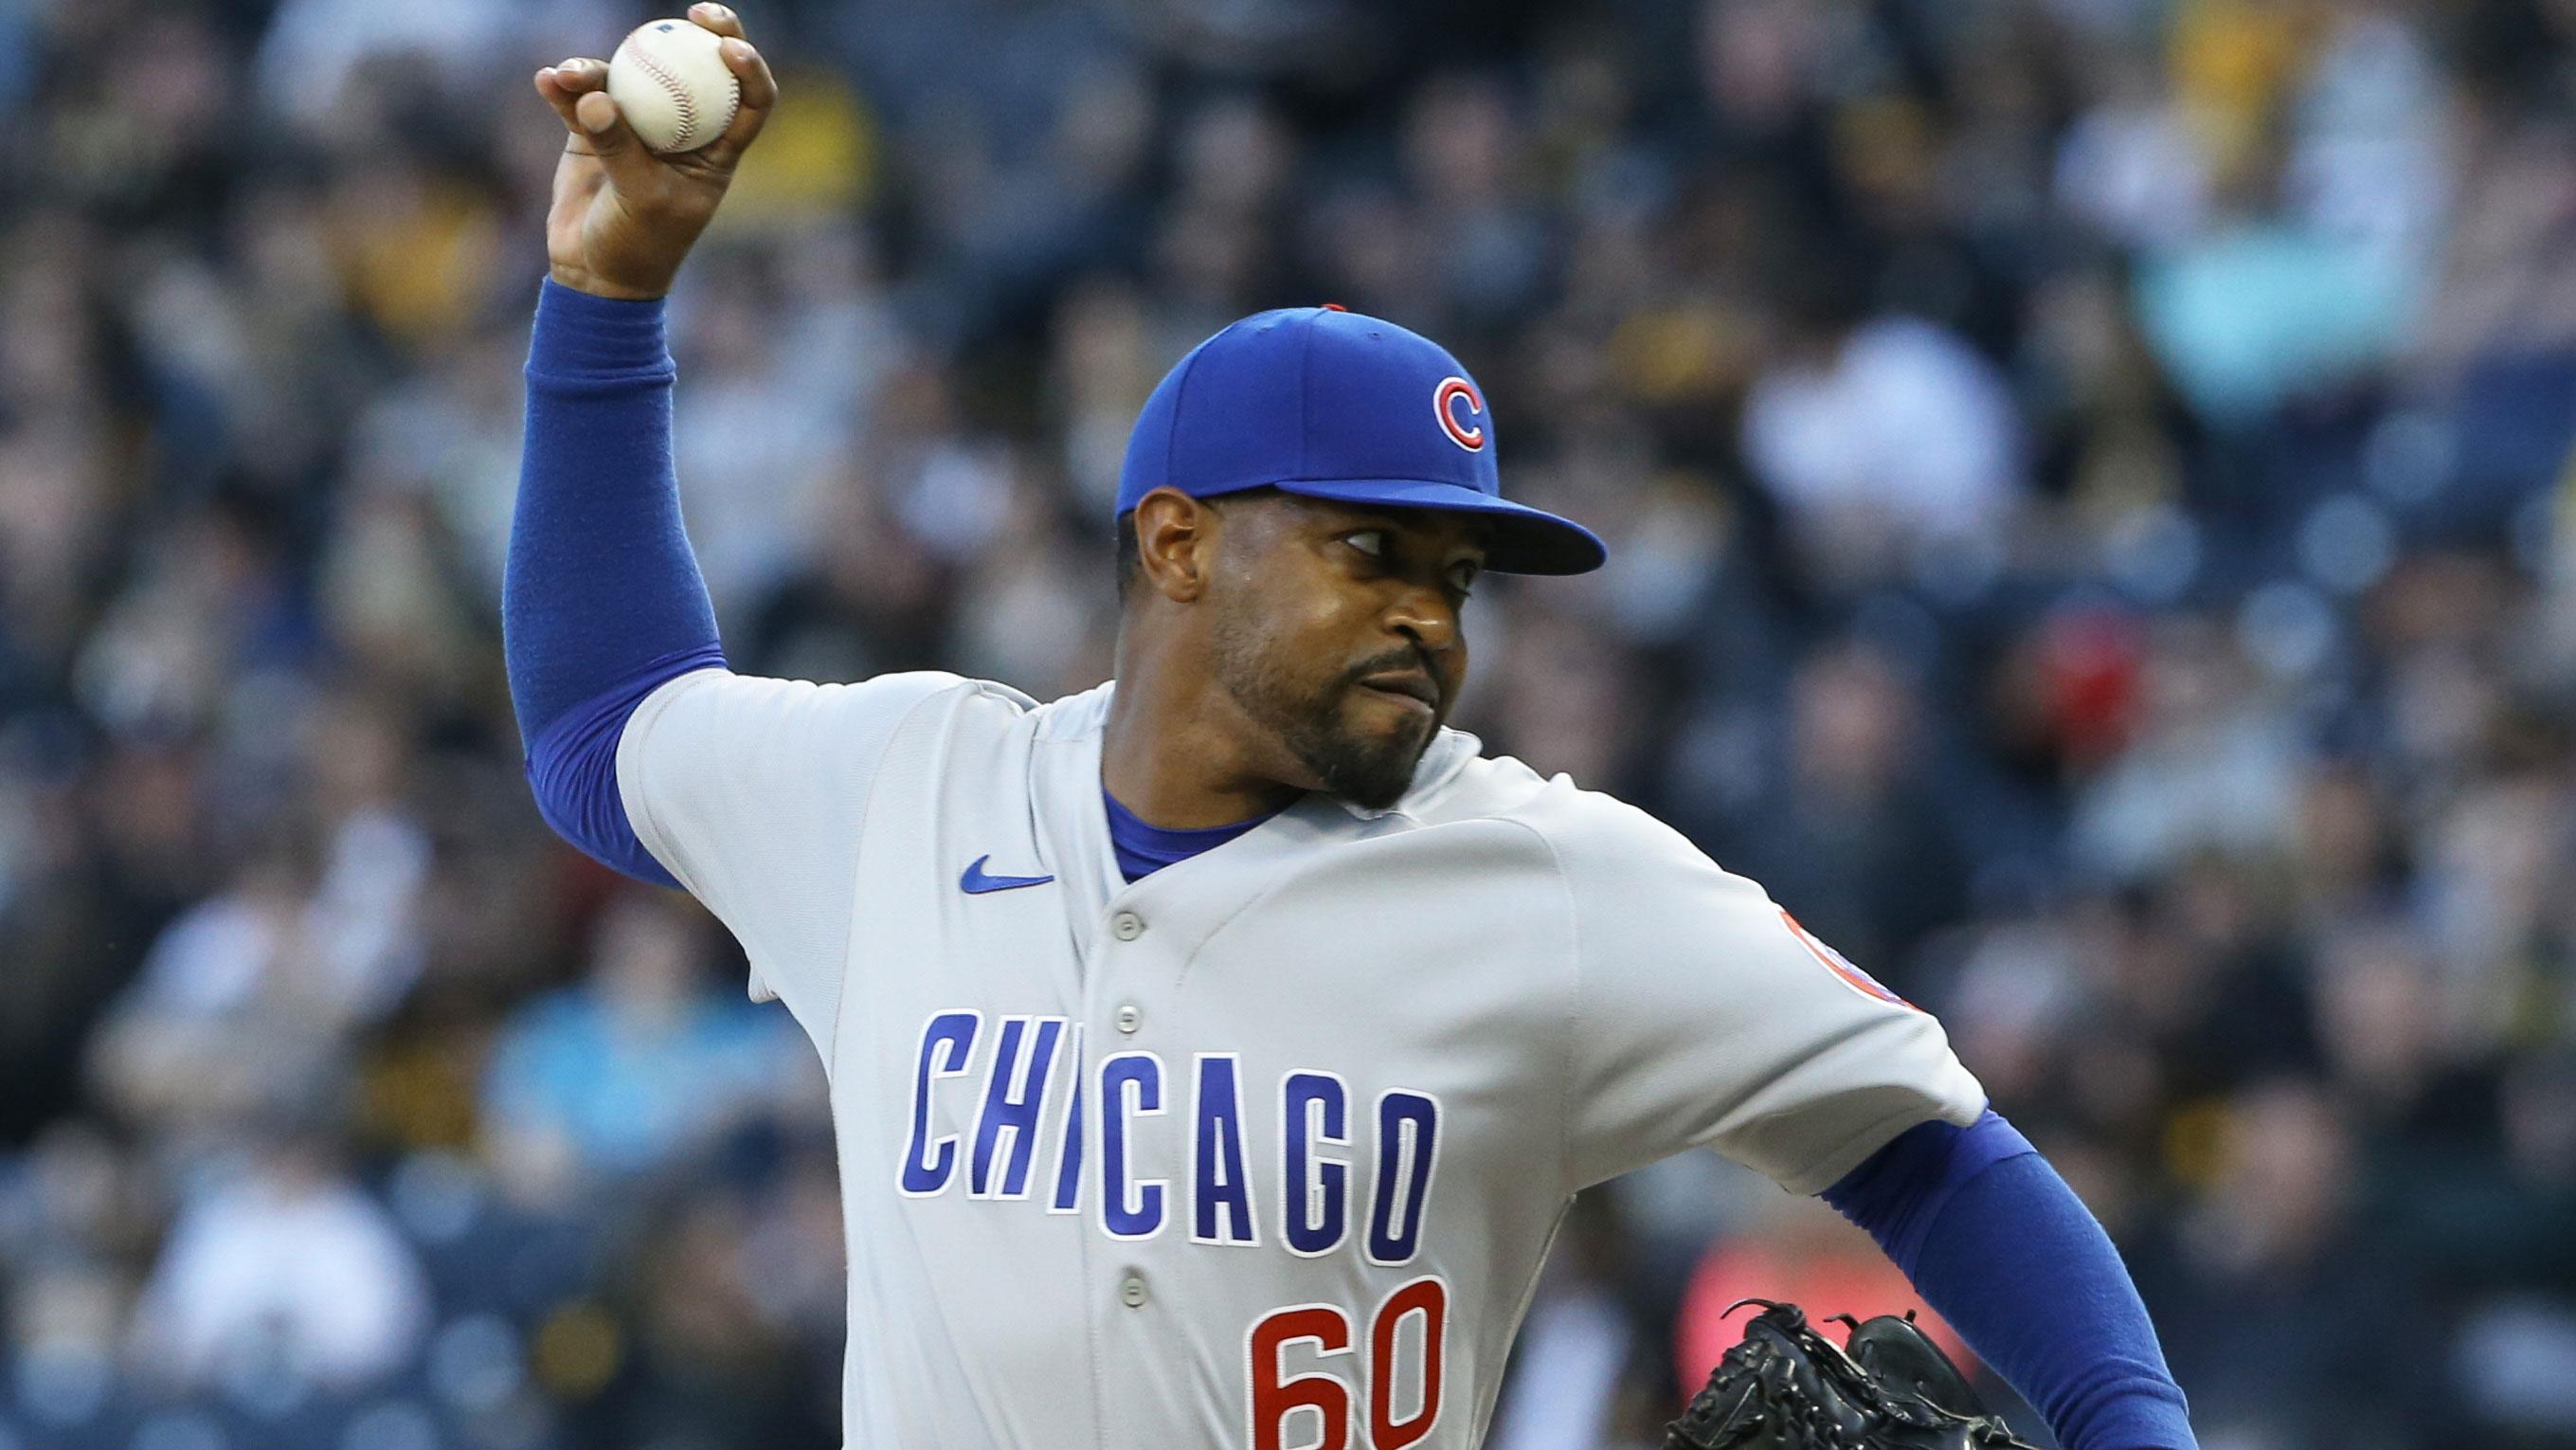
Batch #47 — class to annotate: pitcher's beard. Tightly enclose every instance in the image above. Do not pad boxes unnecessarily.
[1274,698,1429,811]
[1210,624,1433,811]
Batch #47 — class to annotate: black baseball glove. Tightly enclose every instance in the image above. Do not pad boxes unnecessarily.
[1665,1299,2043,1450]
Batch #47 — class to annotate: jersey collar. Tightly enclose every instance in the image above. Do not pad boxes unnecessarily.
[1038,679,1483,822]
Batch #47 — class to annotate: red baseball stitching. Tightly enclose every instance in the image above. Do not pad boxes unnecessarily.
[622,40,699,149]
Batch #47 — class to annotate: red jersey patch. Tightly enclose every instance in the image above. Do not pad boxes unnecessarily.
[1782,911,1918,1010]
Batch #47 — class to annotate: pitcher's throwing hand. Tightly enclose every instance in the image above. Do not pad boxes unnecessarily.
[532,2,777,300]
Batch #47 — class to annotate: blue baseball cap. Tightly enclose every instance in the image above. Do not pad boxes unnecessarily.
[1116,307,1607,575]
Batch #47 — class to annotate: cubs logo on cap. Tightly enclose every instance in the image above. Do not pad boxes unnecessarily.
[1114,307,1606,575]
[1434,376,1485,452]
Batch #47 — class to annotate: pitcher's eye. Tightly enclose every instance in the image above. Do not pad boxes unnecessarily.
[1344,531,1386,559]
[1449,561,1480,596]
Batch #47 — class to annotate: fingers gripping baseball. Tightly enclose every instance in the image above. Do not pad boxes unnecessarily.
[686,5,779,162]
[533,4,776,300]
[565,79,660,196]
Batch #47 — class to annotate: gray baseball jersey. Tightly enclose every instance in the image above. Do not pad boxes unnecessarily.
[616,669,1986,1449]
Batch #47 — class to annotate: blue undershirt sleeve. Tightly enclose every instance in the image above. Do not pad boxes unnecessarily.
[503,278,728,886]
[1822,1112,2197,1450]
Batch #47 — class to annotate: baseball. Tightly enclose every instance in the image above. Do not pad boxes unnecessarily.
[605,18,741,154]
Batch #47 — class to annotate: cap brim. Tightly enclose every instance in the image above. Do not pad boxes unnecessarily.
[1264,478,1608,575]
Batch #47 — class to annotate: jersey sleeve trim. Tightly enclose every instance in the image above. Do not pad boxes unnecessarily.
[526,647,730,887]
[610,665,733,893]
[1764,1093,1988,1198]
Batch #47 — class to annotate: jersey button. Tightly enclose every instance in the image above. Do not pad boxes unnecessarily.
[1114,1003,1142,1034]
[1119,1276,1148,1309]
[1110,911,1144,942]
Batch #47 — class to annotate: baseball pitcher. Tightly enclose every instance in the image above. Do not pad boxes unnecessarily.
[508,11,2197,1448]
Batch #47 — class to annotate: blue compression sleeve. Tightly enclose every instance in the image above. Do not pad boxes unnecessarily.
[1824,1113,2196,1450]
[504,279,728,885]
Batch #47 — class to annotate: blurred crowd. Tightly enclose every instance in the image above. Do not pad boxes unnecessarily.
[7,0,2576,1446]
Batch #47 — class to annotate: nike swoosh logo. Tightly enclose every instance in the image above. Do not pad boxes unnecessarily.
[960,855,1054,894]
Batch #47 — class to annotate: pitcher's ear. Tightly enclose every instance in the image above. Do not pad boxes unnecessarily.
[1132,489,1217,604]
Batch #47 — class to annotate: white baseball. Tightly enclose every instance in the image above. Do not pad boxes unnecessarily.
[605,19,742,154]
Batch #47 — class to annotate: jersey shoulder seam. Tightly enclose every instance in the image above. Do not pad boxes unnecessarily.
[820,676,1005,1076]
[1479,807,1583,1201]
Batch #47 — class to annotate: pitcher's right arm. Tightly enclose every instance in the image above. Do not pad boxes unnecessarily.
[504,2,776,887]
[505,14,970,1046]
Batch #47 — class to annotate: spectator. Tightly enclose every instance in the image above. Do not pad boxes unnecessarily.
[129,1132,431,1394]
[481,894,792,1192]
